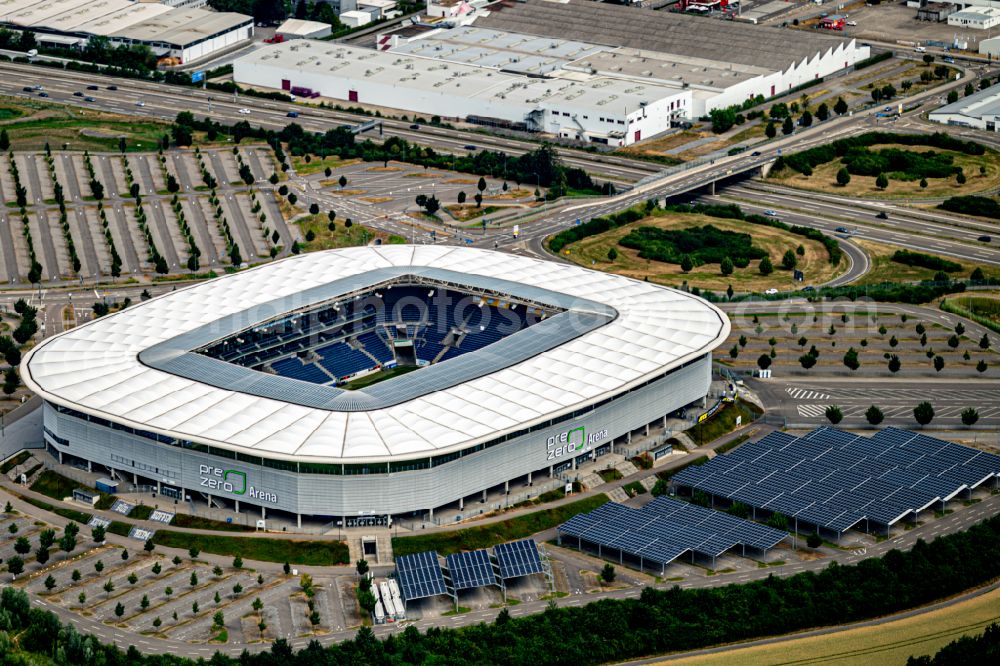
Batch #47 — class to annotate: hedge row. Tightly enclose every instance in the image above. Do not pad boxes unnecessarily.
[778,132,985,176]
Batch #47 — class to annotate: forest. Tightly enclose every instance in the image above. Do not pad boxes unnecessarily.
[1,515,998,666]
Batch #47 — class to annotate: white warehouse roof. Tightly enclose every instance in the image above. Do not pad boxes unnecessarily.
[23,247,729,464]
[238,40,688,117]
[276,17,331,37]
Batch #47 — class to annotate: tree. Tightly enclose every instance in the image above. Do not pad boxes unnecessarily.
[213,611,225,630]
[806,533,822,548]
[233,582,243,596]
[114,602,125,620]
[165,586,173,597]
[190,572,198,587]
[71,569,81,582]
[0,129,8,151]
[92,525,105,543]
[103,579,114,597]
[607,247,618,262]
[424,195,440,215]
[781,249,797,270]
[192,601,199,615]
[338,175,347,189]
[766,513,788,531]
[35,547,49,565]
[881,84,896,100]
[965,82,975,96]
[870,88,882,104]
[836,167,851,187]
[680,255,694,273]
[799,110,813,127]
[140,594,150,611]
[287,192,297,206]
[13,536,29,555]
[152,562,162,575]
[759,256,773,275]
[947,90,959,104]
[189,547,200,560]
[128,572,138,585]
[739,335,747,348]
[865,405,884,426]
[283,562,291,575]
[947,334,960,349]
[474,192,484,208]
[44,575,57,592]
[914,401,935,426]
[308,202,319,215]
[213,565,223,577]
[7,555,24,576]
[232,555,243,569]
[834,97,848,115]
[765,121,776,139]
[961,407,979,427]
[120,548,128,561]
[720,256,733,276]
[757,354,771,371]
[980,333,991,350]
[957,171,967,185]
[78,592,87,605]
[816,103,829,122]
[875,173,889,190]
[825,405,844,425]
[888,355,901,373]
[782,116,794,135]
[144,540,155,555]
[95,560,104,573]
[600,563,616,583]
[934,355,945,372]
[59,533,76,555]
[799,354,816,369]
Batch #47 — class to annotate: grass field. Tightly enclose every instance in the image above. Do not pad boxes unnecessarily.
[391,494,609,557]
[951,296,1000,325]
[291,155,360,176]
[560,211,845,292]
[855,239,993,285]
[655,586,1000,666]
[340,364,418,390]
[298,214,406,250]
[686,400,762,448]
[151,532,349,565]
[170,513,255,533]
[0,97,169,152]
[770,143,1000,199]
[444,204,504,222]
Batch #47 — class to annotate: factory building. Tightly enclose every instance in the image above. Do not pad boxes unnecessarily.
[234,40,692,145]
[0,0,253,64]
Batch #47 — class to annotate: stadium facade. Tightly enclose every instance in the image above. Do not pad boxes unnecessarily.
[23,247,729,526]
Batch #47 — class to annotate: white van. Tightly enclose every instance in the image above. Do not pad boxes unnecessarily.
[915,46,927,53]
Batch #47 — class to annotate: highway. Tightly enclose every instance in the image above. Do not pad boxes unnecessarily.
[0,61,658,184]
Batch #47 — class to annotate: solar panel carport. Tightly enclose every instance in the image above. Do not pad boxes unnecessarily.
[557,496,787,574]
[672,428,1000,540]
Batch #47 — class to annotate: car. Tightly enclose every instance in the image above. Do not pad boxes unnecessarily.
[87,85,99,90]
[764,209,778,216]
[764,288,779,295]
[84,96,95,102]
[943,56,955,64]
[238,108,251,114]
[750,151,761,156]
[883,106,892,112]
[410,124,420,130]
[73,91,83,97]
[835,226,850,233]
[135,100,144,106]
[915,46,926,53]
[286,111,299,117]
[979,235,992,243]
[846,20,857,26]
[21,86,32,92]
[37,92,48,97]
[801,285,815,292]
[464,144,476,150]
[32,84,43,90]
[107,85,117,90]
[876,211,888,219]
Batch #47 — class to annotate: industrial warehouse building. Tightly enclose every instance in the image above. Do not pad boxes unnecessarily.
[234,40,693,145]
[22,247,729,527]
[929,85,1000,131]
[235,0,868,144]
[0,0,252,63]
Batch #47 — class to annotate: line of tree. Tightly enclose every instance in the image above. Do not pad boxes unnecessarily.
[907,622,1000,664]
[171,113,610,199]
[939,195,1000,220]
[2,514,1000,666]
[774,132,985,176]
[891,250,963,273]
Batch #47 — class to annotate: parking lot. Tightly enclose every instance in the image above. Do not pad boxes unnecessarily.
[0,146,290,285]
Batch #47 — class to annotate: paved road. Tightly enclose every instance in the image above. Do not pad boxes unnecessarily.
[0,61,656,185]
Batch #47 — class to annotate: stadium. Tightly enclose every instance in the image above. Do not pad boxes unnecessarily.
[21,247,729,527]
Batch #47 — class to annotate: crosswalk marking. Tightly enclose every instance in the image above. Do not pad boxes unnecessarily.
[797,404,831,417]
[786,387,831,401]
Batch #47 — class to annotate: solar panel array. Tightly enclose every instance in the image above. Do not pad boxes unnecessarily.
[558,496,787,567]
[396,551,448,602]
[673,427,1000,533]
[446,549,496,590]
[494,540,544,579]
[396,540,545,602]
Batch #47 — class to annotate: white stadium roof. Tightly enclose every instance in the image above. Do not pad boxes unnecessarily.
[23,246,729,464]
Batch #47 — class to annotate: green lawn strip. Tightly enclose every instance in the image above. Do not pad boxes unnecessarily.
[107,521,132,537]
[16,493,91,524]
[151,532,348,565]
[128,505,153,521]
[0,451,31,474]
[391,494,609,557]
[30,469,115,508]
[169,513,255,532]
[686,399,762,448]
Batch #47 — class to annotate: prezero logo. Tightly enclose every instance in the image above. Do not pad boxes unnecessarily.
[546,426,609,461]
[199,465,245,494]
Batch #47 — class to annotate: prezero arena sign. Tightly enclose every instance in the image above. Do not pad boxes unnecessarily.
[546,426,608,461]
[199,465,277,503]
